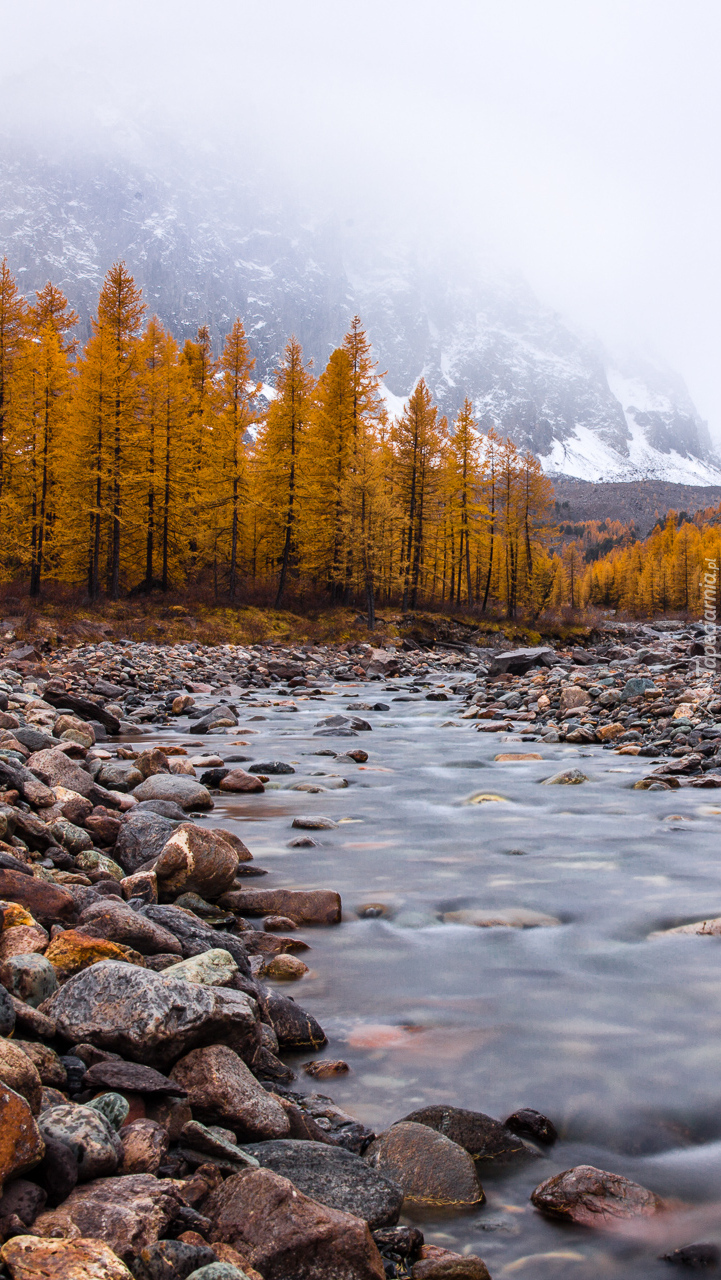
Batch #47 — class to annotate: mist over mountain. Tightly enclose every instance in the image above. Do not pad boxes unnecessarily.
[2,137,719,486]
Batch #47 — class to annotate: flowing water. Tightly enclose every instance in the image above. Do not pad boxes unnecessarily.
[147,676,721,1277]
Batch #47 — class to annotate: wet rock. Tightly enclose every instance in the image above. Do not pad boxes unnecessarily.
[530,1163,664,1225]
[38,1103,122,1180]
[290,816,339,830]
[0,1039,42,1114]
[303,1059,350,1078]
[0,871,75,925]
[662,1243,721,1267]
[261,954,308,980]
[202,1166,386,1279]
[131,1239,218,1280]
[651,917,721,937]
[258,988,328,1050]
[40,960,259,1068]
[366,1122,484,1209]
[487,647,554,676]
[169,1045,290,1140]
[163,949,239,987]
[0,954,58,1007]
[219,888,341,925]
[240,1139,403,1229]
[132,775,213,811]
[401,1105,526,1164]
[154,825,240,900]
[505,1108,558,1145]
[119,1119,169,1174]
[0,1235,133,1279]
[248,761,295,775]
[442,908,560,928]
[84,1058,186,1096]
[78,899,182,955]
[541,769,589,785]
[0,1084,46,1189]
[218,770,265,794]
[45,930,145,979]
[411,1246,490,1278]
[31,1173,185,1262]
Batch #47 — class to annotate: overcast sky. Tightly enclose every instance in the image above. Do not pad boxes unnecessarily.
[2,0,721,437]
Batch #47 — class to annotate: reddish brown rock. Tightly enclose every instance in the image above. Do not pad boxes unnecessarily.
[203,1166,386,1279]
[0,924,48,960]
[0,1039,43,1115]
[366,1123,484,1210]
[530,1164,665,1225]
[84,1059,186,1097]
[1,1234,133,1279]
[134,749,170,779]
[0,1085,45,1192]
[77,899,181,955]
[31,1174,186,1262]
[85,810,123,846]
[119,1119,169,1174]
[219,887,342,925]
[13,1041,67,1089]
[170,1044,289,1140]
[262,953,309,980]
[411,1246,491,1279]
[211,829,253,862]
[219,769,265,794]
[26,749,94,799]
[154,824,240,900]
[0,872,75,926]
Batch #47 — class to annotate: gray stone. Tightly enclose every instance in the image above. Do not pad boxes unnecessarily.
[114,810,179,875]
[241,1139,403,1228]
[248,761,295,774]
[541,768,589,785]
[134,799,188,820]
[487,647,555,675]
[0,954,58,1008]
[132,1240,218,1280]
[0,982,16,1034]
[401,1105,527,1164]
[132,774,214,810]
[86,1091,130,1130]
[98,760,144,791]
[291,816,339,830]
[38,1102,122,1180]
[620,677,657,702]
[139,905,251,974]
[78,898,183,955]
[186,1267,247,1280]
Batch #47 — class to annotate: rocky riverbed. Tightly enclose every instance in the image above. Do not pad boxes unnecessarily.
[0,621,719,1278]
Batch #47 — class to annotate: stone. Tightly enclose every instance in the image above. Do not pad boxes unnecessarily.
[0,925,49,960]
[621,677,657,701]
[1,1235,133,1279]
[134,749,171,779]
[530,1164,664,1225]
[31,1174,186,1262]
[119,1119,169,1174]
[366,1122,484,1210]
[45,930,145,979]
[115,812,179,876]
[0,1084,46,1190]
[13,1041,67,1088]
[240,1140,403,1229]
[0,955,57,1008]
[650,917,721,937]
[38,1103,122,1180]
[218,770,265,794]
[154,825,240,900]
[84,1059,186,1096]
[32,1136,79,1205]
[0,1178,46,1230]
[261,954,308,980]
[120,871,158,903]
[504,1108,558,1145]
[290,816,338,830]
[138,906,251,974]
[258,988,327,1050]
[411,1246,491,1279]
[186,1266,247,1280]
[203,1167,386,1279]
[0,1038,43,1114]
[163,949,239,987]
[0,871,75,925]
[131,1239,218,1280]
[559,687,591,714]
[77,899,182,955]
[442,908,560,928]
[597,722,625,741]
[662,1244,721,1267]
[248,762,294,775]
[219,888,341,925]
[302,1059,349,1078]
[132,775,213,811]
[0,982,15,1035]
[74,851,126,883]
[40,960,259,1068]
[170,1045,289,1140]
[10,997,55,1040]
[27,749,95,799]
[85,810,123,846]
[401,1105,526,1164]
[97,761,144,792]
[487,647,555,676]
[494,752,543,762]
[541,769,589,785]
[86,1092,129,1130]
[41,690,121,735]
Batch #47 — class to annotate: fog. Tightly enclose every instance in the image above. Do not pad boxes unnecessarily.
[2,0,721,438]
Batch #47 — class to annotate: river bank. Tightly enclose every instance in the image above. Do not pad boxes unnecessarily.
[0,623,718,1277]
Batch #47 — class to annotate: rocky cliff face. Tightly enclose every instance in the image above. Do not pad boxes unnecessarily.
[2,139,718,485]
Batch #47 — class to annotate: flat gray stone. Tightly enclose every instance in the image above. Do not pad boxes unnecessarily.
[241,1139,403,1228]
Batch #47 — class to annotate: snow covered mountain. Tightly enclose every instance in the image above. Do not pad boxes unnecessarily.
[2,137,719,485]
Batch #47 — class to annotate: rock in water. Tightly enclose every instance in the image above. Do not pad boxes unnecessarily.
[541,769,589,786]
[131,775,213,811]
[240,1139,404,1229]
[530,1164,665,1225]
[1,1235,133,1279]
[154,824,240,899]
[203,1166,386,1279]
[40,960,258,1067]
[169,1045,289,1140]
[366,1122,484,1210]
[401,1105,527,1164]
[411,1245,491,1278]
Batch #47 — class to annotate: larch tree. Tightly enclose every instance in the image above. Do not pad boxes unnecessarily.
[393,379,443,610]
[0,260,28,514]
[211,319,258,601]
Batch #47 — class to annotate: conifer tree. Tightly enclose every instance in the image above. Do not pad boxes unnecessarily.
[211,319,258,600]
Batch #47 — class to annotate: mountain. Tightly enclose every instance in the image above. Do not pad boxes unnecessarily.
[2,136,719,486]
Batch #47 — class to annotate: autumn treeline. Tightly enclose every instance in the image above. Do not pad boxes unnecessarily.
[0,258,559,621]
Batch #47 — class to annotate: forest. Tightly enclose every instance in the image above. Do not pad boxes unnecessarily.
[0,257,720,624]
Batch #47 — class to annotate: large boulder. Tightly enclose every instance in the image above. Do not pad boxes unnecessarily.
[170,1045,289,1140]
[31,1174,185,1262]
[138,906,251,974]
[26,749,94,799]
[241,1140,403,1229]
[203,1166,386,1279]
[132,775,213,811]
[0,871,75,926]
[530,1164,665,1225]
[41,689,121,734]
[114,811,180,876]
[0,1084,45,1193]
[401,1105,527,1165]
[219,888,341,926]
[78,899,182,956]
[1,1235,133,1279]
[366,1123,484,1210]
[487,647,555,676]
[39,960,259,1068]
[154,825,240,900]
